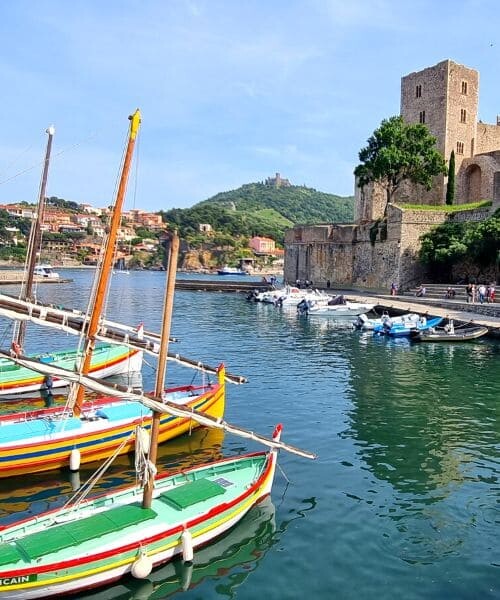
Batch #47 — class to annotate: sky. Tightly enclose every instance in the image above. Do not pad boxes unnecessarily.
[0,0,498,212]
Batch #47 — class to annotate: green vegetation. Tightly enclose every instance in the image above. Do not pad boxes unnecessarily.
[419,208,500,279]
[354,116,447,215]
[160,182,354,246]
[446,151,455,205]
[46,196,80,212]
[398,200,491,211]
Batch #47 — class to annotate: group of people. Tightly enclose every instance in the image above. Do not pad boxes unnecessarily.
[295,279,314,289]
[466,283,496,304]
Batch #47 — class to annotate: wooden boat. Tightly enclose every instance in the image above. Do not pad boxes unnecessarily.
[0,373,225,478]
[0,112,228,477]
[0,112,315,597]
[0,444,280,599]
[1,125,141,397]
[411,322,489,342]
[0,343,142,397]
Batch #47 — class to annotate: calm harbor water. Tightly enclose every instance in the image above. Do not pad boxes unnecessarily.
[0,269,499,599]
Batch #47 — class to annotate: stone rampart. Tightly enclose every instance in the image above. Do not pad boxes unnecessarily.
[284,206,494,291]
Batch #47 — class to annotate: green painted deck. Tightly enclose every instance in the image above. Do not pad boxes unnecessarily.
[15,504,157,560]
[159,478,226,509]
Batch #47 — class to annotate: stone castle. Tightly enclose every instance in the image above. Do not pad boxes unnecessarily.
[284,59,500,290]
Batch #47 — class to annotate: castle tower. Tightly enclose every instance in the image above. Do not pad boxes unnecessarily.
[400,59,479,204]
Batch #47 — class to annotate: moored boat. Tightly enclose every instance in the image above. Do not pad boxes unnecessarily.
[217,266,248,275]
[300,296,374,317]
[410,321,489,342]
[0,369,225,478]
[0,443,280,600]
[354,312,421,331]
[0,343,142,397]
[33,264,60,279]
[374,315,444,337]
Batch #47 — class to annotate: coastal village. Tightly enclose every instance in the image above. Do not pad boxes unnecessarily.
[0,200,284,272]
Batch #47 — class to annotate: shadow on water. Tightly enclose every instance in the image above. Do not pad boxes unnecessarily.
[0,427,225,525]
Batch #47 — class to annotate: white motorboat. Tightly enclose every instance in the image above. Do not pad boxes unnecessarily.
[353,312,421,330]
[254,286,331,307]
[34,264,60,279]
[299,295,374,317]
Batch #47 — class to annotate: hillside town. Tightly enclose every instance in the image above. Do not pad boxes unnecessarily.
[0,200,284,272]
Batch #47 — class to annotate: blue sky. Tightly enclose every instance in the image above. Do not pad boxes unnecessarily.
[0,0,498,212]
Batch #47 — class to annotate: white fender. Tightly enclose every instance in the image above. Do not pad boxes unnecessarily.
[137,426,150,454]
[181,529,194,563]
[131,549,153,579]
[69,448,81,471]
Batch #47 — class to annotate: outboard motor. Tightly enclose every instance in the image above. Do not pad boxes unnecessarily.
[297,298,309,315]
[354,313,368,329]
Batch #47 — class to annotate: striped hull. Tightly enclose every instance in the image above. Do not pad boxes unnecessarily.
[0,344,143,397]
[0,449,277,599]
[0,375,225,478]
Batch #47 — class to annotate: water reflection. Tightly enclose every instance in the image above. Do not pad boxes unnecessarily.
[342,331,500,565]
[0,427,224,524]
[79,496,276,600]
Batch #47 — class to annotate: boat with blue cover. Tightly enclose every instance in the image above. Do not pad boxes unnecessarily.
[373,315,444,337]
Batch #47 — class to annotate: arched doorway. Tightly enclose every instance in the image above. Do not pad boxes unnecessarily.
[464,164,482,202]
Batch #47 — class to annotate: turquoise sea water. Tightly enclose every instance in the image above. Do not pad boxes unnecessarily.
[0,269,499,599]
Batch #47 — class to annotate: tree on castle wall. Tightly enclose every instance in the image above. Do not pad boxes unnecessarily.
[354,116,447,216]
[446,151,456,205]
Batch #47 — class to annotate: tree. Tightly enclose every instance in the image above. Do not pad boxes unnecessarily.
[446,150,455,205]
[354,116,447,215]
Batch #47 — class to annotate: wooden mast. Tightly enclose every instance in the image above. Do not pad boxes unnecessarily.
[73,109,141,415]
[17,125,55,350]
[143,231,179,509]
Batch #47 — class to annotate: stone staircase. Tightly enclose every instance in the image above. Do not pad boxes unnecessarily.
[398,283,500,319]
[402,283,496,303]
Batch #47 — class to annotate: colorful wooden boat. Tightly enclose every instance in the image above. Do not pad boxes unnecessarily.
[0,436,279,599]
[0,366,225,478]
[0,111,314,600]
[0,343,142,397]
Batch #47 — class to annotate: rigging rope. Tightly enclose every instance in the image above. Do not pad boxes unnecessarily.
[63,431,134,511]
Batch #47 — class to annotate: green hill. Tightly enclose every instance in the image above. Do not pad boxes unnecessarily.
[161,183,355,244]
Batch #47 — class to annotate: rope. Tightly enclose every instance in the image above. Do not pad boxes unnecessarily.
[63,430,134,511]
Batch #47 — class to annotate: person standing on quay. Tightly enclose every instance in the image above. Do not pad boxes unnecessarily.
[466,283,473,303]
[478,284,486,304]
[390,282,397,296]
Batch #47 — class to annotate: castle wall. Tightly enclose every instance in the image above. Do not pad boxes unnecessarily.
[476,123,500,154]
[457,152,500,203]
[284,205,491,291]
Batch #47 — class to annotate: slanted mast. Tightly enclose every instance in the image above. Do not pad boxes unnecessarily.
[72,110,141,415]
